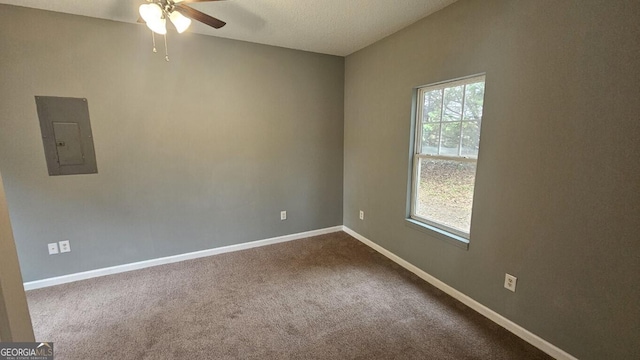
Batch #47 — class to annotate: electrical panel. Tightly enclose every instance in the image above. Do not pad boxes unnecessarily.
[35,96,98,176]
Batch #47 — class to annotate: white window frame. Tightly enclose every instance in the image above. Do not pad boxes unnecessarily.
[409,74,485,240]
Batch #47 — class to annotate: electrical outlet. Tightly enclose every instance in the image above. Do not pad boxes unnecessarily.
[359,210,364,220]
[504,273,517,292]
[59,240,71,253]
[280,211,287,220]
[48,243,59,255]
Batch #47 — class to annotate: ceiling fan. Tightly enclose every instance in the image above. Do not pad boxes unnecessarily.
[139,0,226,35]
[138,0,226,61]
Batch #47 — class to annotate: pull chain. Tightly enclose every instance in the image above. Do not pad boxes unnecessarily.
[149,28,169,61]
[151,31,157,53]
[164,33,169,62]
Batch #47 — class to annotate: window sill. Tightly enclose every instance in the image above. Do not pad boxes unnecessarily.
[405,219,470,250]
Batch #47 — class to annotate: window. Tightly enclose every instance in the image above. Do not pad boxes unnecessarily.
[410,75,485,239]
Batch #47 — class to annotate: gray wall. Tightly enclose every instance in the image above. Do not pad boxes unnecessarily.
[344,1,639,359]
[0,5,344,282]
[0,171,35,342]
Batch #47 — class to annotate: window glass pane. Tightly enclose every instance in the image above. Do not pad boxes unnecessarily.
[421,123,440,155]
[423,89,443,123]
[439,122,461,156]
[463,82,485,120]
[443,85,463,122]
[415,158,477,234]
[461,121,481,157]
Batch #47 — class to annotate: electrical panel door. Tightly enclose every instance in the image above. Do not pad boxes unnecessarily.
[35,96,98,176]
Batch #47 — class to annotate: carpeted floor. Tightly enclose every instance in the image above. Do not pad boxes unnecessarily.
[27,232,552,359]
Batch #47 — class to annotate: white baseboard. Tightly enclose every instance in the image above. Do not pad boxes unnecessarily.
[342,226,578,360]
[23,226,343,291]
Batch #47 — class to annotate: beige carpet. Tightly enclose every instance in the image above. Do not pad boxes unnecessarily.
[27,232,551,359]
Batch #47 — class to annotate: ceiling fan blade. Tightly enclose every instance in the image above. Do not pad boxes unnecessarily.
[174,3,226,29]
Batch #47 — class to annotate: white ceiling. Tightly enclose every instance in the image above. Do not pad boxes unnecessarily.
[0,0,457,56]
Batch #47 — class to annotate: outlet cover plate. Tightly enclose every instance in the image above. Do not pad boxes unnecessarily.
[504,273,517,292]
[280,211,287,220]
[48,243,59,255]
[59,240,71,253]
[359,210,364,220]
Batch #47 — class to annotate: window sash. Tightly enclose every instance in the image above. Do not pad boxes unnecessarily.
[409,155,476,239]
[415,75,484,158]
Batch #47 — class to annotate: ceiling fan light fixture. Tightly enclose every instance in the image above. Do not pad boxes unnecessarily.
[169,11,192,34]
[139,3,162,23]
[147,17,167,35]
[139,3,167,35]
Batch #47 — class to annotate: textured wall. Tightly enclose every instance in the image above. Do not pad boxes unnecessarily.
[343,1,640,359]
[0,5,344,282]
